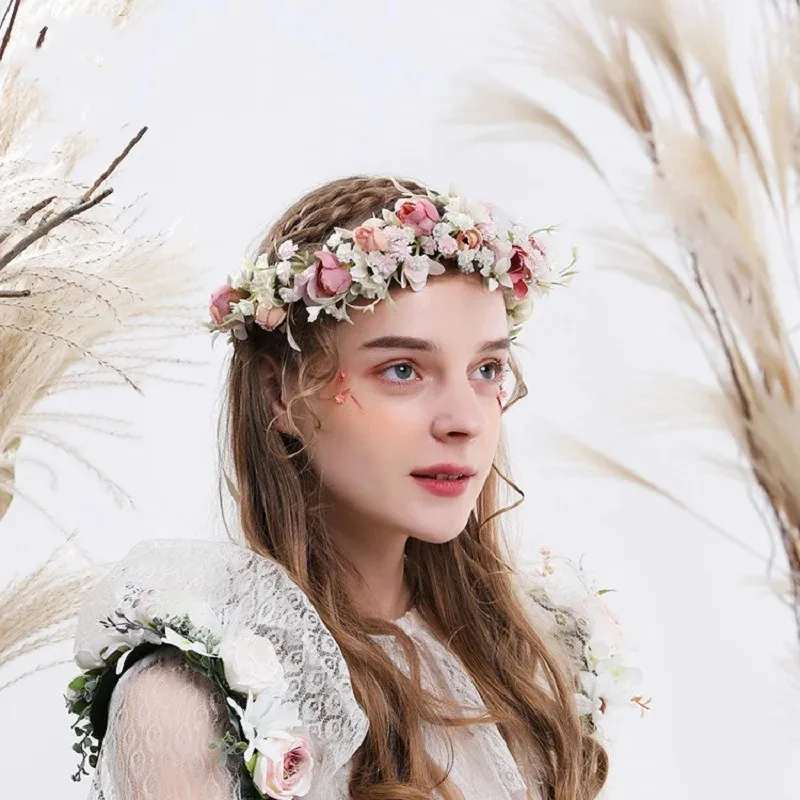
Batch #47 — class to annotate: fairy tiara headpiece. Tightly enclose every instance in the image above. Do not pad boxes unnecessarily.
[208,179,577,351]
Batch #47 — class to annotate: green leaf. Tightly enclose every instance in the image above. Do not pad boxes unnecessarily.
[68,675,87,692]
[70,699,88,716]
[597,589,617,596]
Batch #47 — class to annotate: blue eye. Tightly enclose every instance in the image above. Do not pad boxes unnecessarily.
[384,363,416,382]
[378,360,508,385]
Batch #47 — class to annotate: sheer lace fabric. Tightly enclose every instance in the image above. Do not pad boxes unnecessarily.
[76,540,557,799]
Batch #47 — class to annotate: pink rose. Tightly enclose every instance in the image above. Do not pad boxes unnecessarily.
[254,304,287,331]
[209,285,248,327]
[395,197,440,236]
[253,736,314,799]
[508,244,533,299]
[352,225,388,253]
[296,251,352,303]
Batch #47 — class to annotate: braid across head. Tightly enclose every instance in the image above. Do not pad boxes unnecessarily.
[258,176,430,262]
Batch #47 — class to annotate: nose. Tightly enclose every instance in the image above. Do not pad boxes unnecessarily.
[429,376,489,442]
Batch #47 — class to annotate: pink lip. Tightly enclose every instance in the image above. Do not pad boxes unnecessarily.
[410,463,476,478]
[411,474,472,498]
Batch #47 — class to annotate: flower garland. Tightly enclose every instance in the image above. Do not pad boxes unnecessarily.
[520,548,651,738]
[66,607,314,799]
[208,182,578,350]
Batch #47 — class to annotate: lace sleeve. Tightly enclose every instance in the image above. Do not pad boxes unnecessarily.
[91,649,240,800]
[74,539,368,800]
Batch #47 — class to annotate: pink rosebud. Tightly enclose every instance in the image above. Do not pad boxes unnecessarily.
[508,244,533,299]
[314,250,352,296]
[455,227,483,251]
[254,303,288,331]
[352,225,388,253]
[209,285,248,327]
[395,197,440,236]
[253,736,314,799]
[296,252,352,304]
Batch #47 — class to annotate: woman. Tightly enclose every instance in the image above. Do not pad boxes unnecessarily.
[70,176,609,799]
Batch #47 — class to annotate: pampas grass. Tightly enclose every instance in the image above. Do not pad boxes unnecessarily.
[450,0,800,637]
[0,1,202,681]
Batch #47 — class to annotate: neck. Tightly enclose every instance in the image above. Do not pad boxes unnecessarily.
[325,506,413,622]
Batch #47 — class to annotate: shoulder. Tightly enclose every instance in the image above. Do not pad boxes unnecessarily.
[73,538,369,786]
[513,558,591,675]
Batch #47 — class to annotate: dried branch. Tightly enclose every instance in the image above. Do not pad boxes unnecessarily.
[0,188,113,271]
[80,125,148,203]
[17,195,56,224]
[0,0,20,65]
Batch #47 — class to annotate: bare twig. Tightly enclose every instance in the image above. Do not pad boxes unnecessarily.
[35,25,46,49]
[80,126,148,203]
[0,289,30,298]
[0,0,21,65]
[17,195,56,224]
[0,188,113,272]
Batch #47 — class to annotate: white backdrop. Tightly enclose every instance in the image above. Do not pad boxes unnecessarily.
[1,1,797,798]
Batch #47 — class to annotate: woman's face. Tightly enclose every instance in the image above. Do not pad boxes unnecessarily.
[302,273,510,546]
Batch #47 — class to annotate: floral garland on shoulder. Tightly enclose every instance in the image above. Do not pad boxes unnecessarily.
[66,549,649,798]
[521,547,651,740]
[66,602,314,799]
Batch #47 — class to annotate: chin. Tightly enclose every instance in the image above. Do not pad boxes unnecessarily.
[402,510,473,545]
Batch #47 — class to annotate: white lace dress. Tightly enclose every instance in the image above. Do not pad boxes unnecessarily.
[75,541,557,800]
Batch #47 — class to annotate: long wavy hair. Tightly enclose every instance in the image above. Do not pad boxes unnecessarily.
[217,175,608,799]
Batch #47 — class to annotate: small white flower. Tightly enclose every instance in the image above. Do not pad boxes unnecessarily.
[435,234,458,257]
[325,231,342,248]
[420,236,436,255]
[456,249,477,270]
[278,286,301,303]
[445,210,475,232]
[230,271,251,290]
[232,299,256,317]
[432,221,453,239]
[445,197,491,226]
[401,255,444,292]
[219,630,286,697]
[335,242,355,263]
[227,689,300,762]
[277,240,298,261]
[477,247,496,272]
[161,627,216,658]
[366,251,398,278]
[251,268,277,298]
[275,261,293,285]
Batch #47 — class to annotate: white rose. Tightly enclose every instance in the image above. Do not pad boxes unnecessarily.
[219,630,286,696]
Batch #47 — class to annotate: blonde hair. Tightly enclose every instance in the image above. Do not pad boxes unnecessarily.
[218,175,608,799]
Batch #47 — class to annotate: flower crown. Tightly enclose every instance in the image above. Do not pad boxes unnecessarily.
[208,180,578,351]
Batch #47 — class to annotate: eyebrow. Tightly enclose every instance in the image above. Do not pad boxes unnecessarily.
[358,335,511,354]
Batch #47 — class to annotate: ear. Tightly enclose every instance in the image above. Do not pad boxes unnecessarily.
[258,353,299,437]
